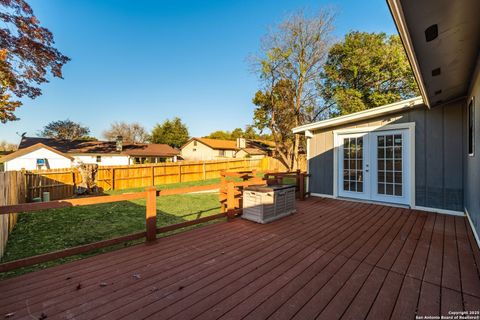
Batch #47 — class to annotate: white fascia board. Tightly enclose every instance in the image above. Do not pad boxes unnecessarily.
[386,0,430,107]
[293,96,424,134]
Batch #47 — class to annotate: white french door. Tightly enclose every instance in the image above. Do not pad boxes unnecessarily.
[337,128,411,205]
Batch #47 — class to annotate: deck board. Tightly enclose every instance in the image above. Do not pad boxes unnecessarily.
[1,198,479,320]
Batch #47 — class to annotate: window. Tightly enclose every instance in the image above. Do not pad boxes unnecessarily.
[96,155,102,163]
[468,97,475,156]
[193,140,197,146]
[219,150,226,157]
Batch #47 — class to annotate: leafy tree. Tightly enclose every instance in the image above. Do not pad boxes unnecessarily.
[150,117,189,148]
[231,128,244,140]
[205,130,233,140]
[39,119,90,140]
[0,0,70,122]
[103,122,149,144]
[321,32,419,116]
[252,9,334,170]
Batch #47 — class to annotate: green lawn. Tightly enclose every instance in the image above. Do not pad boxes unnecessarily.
[0,178,224,279]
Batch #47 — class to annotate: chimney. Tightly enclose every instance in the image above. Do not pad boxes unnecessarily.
[116,136,123,152]
[236,137,246,149]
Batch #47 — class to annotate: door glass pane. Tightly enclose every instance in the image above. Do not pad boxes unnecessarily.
[377,134,403,196]
[378,183,385,194]
[343,137,364,193]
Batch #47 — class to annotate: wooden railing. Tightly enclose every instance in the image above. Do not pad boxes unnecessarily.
[0,184,228,273]
[263,170,310,200]
[0,170,309,273]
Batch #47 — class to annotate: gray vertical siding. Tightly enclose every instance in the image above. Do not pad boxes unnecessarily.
[308,101,465,211]
[465,64,480,237]
[309,132,334,195]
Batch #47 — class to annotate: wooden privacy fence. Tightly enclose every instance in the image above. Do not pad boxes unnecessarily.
[23,158,280,201]
[0,171,26,258]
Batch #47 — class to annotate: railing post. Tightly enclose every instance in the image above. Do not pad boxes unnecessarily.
[226,182,235,220]
[296,169,301,189]
[145,187,157,241]
[299,172,305,201]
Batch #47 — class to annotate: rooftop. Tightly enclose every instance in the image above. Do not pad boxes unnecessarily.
[17,137,180,157]
[1,198,478,319]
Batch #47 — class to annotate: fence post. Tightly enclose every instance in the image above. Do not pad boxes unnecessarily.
[178,163,182,183]
[299,172,305,201]
[203,162,206,180]
[145,187,157,242]
[226,182,235,220]
[151,166,155,186]
[110,168,115,190]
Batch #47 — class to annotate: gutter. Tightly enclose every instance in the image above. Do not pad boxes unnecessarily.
[293,96,423,134]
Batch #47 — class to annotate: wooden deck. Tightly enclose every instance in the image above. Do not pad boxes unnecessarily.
[1,198,479,319]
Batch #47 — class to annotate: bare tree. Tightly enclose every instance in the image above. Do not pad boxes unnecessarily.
[0,140,17,151]
[252,9,335,170]
[103,122,149,144]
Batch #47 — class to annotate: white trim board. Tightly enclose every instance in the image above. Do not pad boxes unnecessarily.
[293,97,423,134]
[386,0,430,107]
[413,206,464,217]
[310,193,336,199]
[466,208,480,249]
[310,193,466,218]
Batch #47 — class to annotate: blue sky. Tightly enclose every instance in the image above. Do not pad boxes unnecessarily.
[0,0,397,143]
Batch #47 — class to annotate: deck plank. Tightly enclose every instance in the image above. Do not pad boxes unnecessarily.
[406,213,436,280]
[417,281,441,317]
[423,214,445,287]
[442,215,462,292]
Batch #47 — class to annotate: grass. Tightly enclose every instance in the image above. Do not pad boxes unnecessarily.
[0,178,224,279]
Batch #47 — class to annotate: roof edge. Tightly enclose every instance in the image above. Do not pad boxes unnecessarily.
[0,143,74,162]
[386,0,430,107]
[293,96,424,134]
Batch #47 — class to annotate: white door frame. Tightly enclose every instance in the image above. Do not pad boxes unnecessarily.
[333,122,416,207]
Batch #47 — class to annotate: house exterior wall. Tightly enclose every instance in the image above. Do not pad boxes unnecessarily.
[181,141,236,160]
[466,59,480,237]
[308,101,465,211]
[3,148,72,171]
[235,150,265,159]
[73,155,130,166]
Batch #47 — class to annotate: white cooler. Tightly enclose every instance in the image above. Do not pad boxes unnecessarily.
[242,185,296,224]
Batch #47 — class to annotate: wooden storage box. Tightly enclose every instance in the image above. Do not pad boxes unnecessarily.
[242,185,296,224]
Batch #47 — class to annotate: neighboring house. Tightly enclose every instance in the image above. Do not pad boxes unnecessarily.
[294,0,480,244]
[0,137,179,171]
[0,143,73,171]
[235,148,267,159]
[181,138,270,160]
